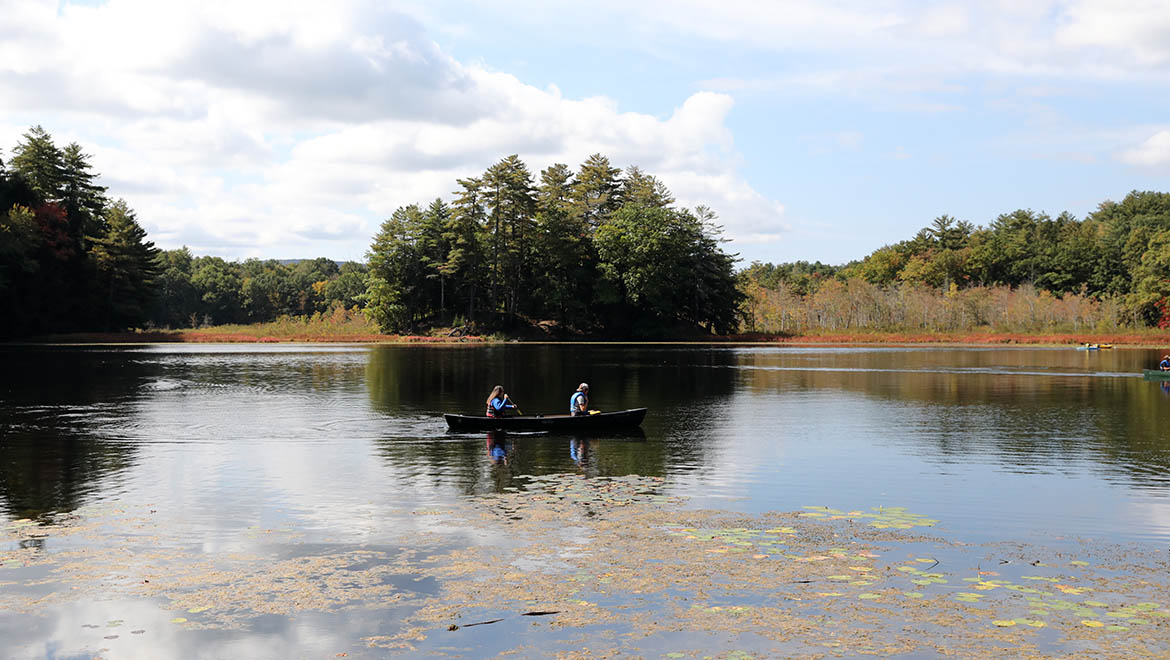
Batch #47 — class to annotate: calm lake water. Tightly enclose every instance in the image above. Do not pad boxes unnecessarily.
[3,343,1170,658]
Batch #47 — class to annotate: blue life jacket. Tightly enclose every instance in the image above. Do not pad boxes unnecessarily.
[1161,359,1170,370]
[570,391,587,414]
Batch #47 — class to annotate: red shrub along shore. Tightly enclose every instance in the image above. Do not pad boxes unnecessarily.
[27,331,487,343]
[22,328,1170,346]
[724,331,1170,346]
[177,331,488,343]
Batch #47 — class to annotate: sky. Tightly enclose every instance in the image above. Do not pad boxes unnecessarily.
[1,0,1168,266]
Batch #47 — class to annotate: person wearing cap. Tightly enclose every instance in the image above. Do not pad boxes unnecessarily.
[1160,355,1170,371]
[570,383,589,416]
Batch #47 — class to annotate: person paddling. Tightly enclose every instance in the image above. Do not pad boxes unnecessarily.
[485,385,517,417]
[1160,355,1170,371]
[570,383,589,416]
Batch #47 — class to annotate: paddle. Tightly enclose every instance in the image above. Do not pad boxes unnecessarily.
[507,396,523,415]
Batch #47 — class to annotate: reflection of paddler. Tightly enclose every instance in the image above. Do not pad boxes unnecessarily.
[486,431,508,464]
[570,437,590,465]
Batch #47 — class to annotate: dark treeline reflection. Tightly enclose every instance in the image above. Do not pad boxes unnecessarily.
[0,436,135,520]
[0,348,149,519]
[733,347,1170,488]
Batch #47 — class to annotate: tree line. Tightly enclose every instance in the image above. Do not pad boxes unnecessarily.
[739,192,1170,333]
[151,251,367,329]
[1,126,158,336]
[6,124,1170,339]
[1,127,742,338]
[0,126,372,337]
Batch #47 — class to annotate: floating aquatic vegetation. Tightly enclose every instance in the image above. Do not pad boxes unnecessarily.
[4,472,1170,658]
[798,505,939,529]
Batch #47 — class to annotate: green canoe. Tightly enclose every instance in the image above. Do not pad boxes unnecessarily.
[1142,370,1170,380]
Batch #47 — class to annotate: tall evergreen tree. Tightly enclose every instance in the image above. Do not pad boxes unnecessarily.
[87,199,160,330]
[445,176,488,323]
[9,126,65,204]
[532,163,592,325]
[571,153,622,230]
[480,155,536,315]
[61,143,108,243]
[620,166,674,209]
[420,198,452,315]
[365,205,425,332]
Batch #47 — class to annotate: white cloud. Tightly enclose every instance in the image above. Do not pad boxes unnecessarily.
[1121,130,1170,168]
[634,0,1170,77]
[1056,0,1170,67]
[636,0,1170,109]
[0,0,787,259]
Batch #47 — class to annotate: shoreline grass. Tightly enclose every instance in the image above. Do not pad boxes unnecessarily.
[19,326,1170,347]
[14,304,1170,346]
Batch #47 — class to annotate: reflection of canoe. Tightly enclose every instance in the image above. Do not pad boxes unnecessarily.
[445,408,647,432]
[1143,370,1170,380]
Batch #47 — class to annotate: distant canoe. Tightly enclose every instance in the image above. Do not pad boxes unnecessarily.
[1143,370,1170,380]
[1077,343,1114,350]
[445,408,647,432]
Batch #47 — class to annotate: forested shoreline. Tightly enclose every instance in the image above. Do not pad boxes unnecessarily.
[4,125,1170,341]
[738,193,1170,335]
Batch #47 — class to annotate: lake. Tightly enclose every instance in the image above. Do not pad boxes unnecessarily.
[3,344,1170,658]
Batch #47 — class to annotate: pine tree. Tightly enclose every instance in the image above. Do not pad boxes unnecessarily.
[88,199,160,330]
[571,154,623,230]
[532,163,592,324]
[445,177,488,323]
[9,126,65,205]
[61,143,108,244]
[621,166,674,208]
[481,155,536,315]
[420,199,452,316]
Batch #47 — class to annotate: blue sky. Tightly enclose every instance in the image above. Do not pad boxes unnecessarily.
[1,0,1168,265]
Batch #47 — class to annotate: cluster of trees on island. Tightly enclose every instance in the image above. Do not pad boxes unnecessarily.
[4,124,1170,339]
[363,154,742,336]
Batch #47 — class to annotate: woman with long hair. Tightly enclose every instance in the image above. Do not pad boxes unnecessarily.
[485,385,516,417]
